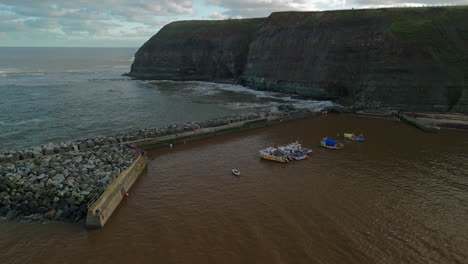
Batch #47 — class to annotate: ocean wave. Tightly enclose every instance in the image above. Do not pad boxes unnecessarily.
[0,118,44,126]
[190,81,335,110]
[0,69,95,77]
[0,70,47,77]
[144,80,334,111]
[225,102,280,110]
[117,57,134,62]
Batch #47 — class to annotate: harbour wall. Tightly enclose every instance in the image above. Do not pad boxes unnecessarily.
[86,154,147,228]
[0,108,317,225]
[131,110,318,150]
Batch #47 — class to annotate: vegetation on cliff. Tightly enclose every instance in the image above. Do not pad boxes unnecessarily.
[130,6,468,112]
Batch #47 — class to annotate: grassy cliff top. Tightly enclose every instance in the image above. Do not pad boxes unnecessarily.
[268,6,468,84]
[158,18,265,38]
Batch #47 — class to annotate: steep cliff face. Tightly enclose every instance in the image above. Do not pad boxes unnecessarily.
[129,18,264,81]
[130,7,468,112]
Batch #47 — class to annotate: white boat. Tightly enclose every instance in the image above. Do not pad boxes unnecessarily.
[277,146,308,160]
[287,141,313,154]
[232,169,241,176]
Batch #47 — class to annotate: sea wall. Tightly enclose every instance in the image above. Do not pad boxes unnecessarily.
[0,108,315,224]
[129,6,468,113]
[0,144,137,222]
[86,154,147,228]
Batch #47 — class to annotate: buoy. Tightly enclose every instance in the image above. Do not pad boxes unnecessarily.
[183,141,187,144]
[137,163,141,167]
[125,193,129,197]
[169,143,173,148]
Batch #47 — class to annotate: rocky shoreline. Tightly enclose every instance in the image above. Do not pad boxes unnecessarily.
[0,108,314,223]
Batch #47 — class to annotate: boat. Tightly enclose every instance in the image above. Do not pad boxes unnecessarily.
[343,133,365,142]
[287,141,313,154]
[320,138,344,149]
[277,146,308,160]
[259,147,290,163]
[232,169,241,176]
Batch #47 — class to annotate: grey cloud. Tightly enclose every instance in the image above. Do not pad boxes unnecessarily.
[0,0,188,45]
[349,0,468,5]
[206,0,468,18]
[205,0,310,17]
[0,0,194,21]
[204,0,347,17]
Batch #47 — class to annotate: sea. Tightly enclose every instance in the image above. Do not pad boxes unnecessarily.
[1,115,468,264]
[0,47,333,151]
[1,47,468,264]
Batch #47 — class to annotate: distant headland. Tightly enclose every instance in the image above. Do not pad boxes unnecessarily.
[129,6,468,113]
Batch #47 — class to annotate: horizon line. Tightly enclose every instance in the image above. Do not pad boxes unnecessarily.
[0,46,139,49]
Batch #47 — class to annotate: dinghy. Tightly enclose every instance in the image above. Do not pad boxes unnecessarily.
[232,169,241,176]
[344,133,365,142]
[320,138,344,149]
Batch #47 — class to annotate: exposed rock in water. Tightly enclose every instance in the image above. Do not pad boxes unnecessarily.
[129,7,468,113]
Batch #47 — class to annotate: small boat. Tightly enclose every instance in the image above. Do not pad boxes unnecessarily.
[232,169,240,176]
[320,138,344,149]
[343,133,365,142]
[287,141,313,154]
[259,147,290,163]
[278,146,308,160]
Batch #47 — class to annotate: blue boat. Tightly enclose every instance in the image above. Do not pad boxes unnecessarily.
[320,138,344,149]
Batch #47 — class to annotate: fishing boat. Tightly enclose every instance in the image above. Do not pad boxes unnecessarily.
[287,141,313,154]
[259,147,290,163]
[320,138,344,149]
[278,146,308,160]
[343,133,365,142]
[232,169,241,176]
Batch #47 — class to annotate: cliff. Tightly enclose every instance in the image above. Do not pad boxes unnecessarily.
[129,6,468,112]
[130,18,265,81]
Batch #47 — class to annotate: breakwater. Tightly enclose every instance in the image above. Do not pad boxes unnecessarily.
[86,154,147,228]
[0,108,316,224]
[394,112,441,133]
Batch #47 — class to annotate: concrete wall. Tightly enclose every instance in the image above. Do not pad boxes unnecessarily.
[130,112,317,150]
[86,154,148,228]
[84,111,316,228]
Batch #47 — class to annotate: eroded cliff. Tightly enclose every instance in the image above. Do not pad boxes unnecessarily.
[129,7,468,112]
[130,18,265,81]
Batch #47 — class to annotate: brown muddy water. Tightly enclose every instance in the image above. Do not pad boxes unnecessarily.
[1,114,468,264]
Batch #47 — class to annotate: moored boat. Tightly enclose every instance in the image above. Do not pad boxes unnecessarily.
[259,147,290,163]
[287,141,313,154]
[277,146,308,160]
[344,133,365,142]
[232,169,241,176]
[320,138,344,149]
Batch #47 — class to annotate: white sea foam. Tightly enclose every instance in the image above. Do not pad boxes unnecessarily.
[190,81,335,111]
[0,118,44,126]
[0,68,96,77]
[143,80,334,111]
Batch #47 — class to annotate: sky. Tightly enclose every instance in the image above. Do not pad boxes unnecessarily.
[0,0,467,47]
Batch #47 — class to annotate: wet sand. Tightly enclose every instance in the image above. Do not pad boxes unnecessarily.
[1,114,467,264]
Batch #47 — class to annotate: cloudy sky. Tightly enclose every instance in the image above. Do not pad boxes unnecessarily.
[0,0,466,47]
